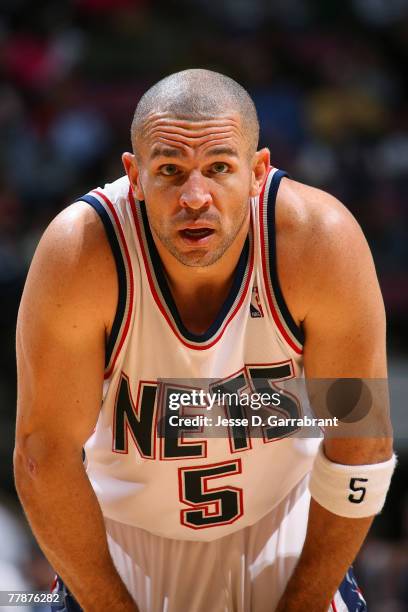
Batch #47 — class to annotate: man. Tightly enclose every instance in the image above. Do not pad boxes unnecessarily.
[14,69,395,611]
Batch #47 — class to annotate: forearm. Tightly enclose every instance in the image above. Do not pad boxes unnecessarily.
[276,438,393,611]
[14,444,138,612]
[275,498,372,611]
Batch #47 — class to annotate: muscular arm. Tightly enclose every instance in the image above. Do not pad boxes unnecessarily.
[275,182,393,611]
[14,204,138,612]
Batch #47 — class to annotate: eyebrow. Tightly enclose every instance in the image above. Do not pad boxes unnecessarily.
[149,144,240,160]
[150,146,186,160]
[203,145,239,158]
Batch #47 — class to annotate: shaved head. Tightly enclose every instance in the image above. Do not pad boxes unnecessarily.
[131,69,259,157]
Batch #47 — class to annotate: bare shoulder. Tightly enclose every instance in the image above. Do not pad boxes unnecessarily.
[35,201,113,270]
[16,201,118,449]
[275,177,378,323]
[19,201,117,335]
[276,177,363,248]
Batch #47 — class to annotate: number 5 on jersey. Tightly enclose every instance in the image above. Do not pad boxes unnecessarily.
[178,460,243,529]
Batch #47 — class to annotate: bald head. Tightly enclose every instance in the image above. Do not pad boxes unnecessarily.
[131,69,259,157]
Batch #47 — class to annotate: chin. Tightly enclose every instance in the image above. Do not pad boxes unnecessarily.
[176,250,222,268]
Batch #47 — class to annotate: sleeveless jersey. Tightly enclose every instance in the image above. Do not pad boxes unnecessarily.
[80,167,320,542]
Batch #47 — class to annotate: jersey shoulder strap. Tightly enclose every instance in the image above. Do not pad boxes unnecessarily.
[76,176,135,377]
[259,168,304,354]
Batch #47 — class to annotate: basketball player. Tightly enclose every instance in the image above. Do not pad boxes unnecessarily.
[14,69,395,611]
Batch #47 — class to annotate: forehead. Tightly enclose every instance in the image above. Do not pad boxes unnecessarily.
[137,111,247,160]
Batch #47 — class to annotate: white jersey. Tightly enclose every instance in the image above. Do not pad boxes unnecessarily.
[81,167,320,542]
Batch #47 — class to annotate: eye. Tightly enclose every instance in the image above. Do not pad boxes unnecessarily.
[159,164,179,176]
[211,162,229,174]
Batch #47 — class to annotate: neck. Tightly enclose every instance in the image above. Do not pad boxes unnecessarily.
[155,214,250,300]
[152,214,250,335]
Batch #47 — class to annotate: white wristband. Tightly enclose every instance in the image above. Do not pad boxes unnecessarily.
[309,442,396,518]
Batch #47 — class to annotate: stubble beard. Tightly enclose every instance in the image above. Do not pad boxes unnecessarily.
[150,204,249,268]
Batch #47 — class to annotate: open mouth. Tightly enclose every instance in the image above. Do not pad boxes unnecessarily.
[179,228,215,242]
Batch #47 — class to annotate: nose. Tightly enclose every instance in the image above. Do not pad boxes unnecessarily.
[179,171,212,211]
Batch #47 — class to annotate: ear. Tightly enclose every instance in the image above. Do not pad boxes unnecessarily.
[122,152,144,201]
[250,148,270,197]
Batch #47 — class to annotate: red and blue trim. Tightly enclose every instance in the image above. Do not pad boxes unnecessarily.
[259,168,304,355]
[76,191,134,378]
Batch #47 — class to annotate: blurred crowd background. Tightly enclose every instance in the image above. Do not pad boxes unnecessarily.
[0,1,407,610]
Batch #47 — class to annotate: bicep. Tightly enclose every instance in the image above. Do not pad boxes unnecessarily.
[303,215,386,379]
[301,208,391,463]
[16,205,113,457]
